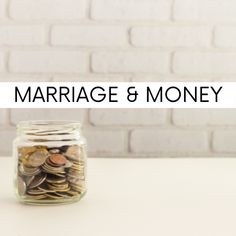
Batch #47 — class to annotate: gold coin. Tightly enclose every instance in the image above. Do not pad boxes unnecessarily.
[18,146,37,158]
[46,177,66,184]
[67,190,80,196]
[45,193,64,200]
[26,194,47,200]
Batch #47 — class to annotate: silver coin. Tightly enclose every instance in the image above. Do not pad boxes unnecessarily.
[28,173,47,189]
[17,176,26,196]
[49,149,60,154]
[19,164,41,176]
[65,145,82,160]
[27,189,46,195]
[64,160,73,168]
[25,176,35,186]
[28,149,48,167]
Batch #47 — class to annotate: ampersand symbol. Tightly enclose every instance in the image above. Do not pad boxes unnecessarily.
[127,86,138,102]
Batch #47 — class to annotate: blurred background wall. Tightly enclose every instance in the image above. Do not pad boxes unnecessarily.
[0,0,236,157]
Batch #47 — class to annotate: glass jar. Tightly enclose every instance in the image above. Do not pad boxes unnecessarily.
[13,120,87,205]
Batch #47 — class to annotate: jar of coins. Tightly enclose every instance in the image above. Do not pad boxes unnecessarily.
[13,121,87,205]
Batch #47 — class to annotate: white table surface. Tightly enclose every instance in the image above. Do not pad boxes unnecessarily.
[1,157,236,236]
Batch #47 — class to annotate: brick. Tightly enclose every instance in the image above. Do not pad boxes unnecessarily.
[131,75,211,82]
[0,0,6,18]
[10,0,86,19]
[0,75,50,82]
[173,109,236,126]
[130,129,208,153]
[0,128,16,156]
[51,25,127,47]
[91,0,171,20]
[53,75,128,82]
[0,52,4,72]
[0,25,45,46]
[92,52,169,73]
[9,51,88,73]
[90,109,167,126]
[173,52,236,75]
[11,109,86,125]
[131,26,210,47]
[213,131,236,153]
[215,26,236,47]
[174,0,236,21]
[0,109,7,124]
[84,128,125,154]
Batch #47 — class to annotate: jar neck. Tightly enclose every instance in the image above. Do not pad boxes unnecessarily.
[17,120,82,143]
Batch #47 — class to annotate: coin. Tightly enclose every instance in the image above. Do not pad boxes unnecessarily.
[19,164,41,176]
[64,160,73,168]
[17,177,26,196]
[65,145,82,160]
[47,182,70,191]
[48,148,60,154]
[27,194,47,200]
[17,144,86,202]
[27,188,46,195]
[42,159,66,174]
[70,184,85,193]
[45,193,64,200]
[28,173,47,189]
[59,145,69,153]
[18,146,37,158]
[49,154,67,166]
[25,176,35,186]
[38,186,55,193]
[28,149,49,167]
[54,192,71,198]
[46,176,66,184]
[67,190,81,196]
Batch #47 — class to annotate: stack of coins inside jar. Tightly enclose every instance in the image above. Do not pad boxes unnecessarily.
[16,144,86,202]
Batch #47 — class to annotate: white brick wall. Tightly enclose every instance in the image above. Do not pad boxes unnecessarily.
[0,0,6,19]
[10,0,87,19]
[51,25,128,47]
[214,26,236,47]
[0,26,45,46]
[0,52,5,72]
[1,0,236,157]
[9,51,88,73]
[90,109,167,126]
[92,52,170,73]
[173,109,236,126]
[213,131,236,153]
[0,128,16,156]
[91,0,171,20]
[173,52,236,75]
[130,129,208,154]
[174,0,236,21]
[131,26,211,47]
[10,109,85,124]
[84,129,126,155]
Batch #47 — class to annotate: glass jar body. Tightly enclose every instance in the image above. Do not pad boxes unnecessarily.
[13,121,87,205]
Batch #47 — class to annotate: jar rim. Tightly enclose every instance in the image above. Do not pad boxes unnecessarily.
[17,120,82,130]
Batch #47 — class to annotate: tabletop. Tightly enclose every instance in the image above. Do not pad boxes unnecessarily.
[1,157,236,236]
